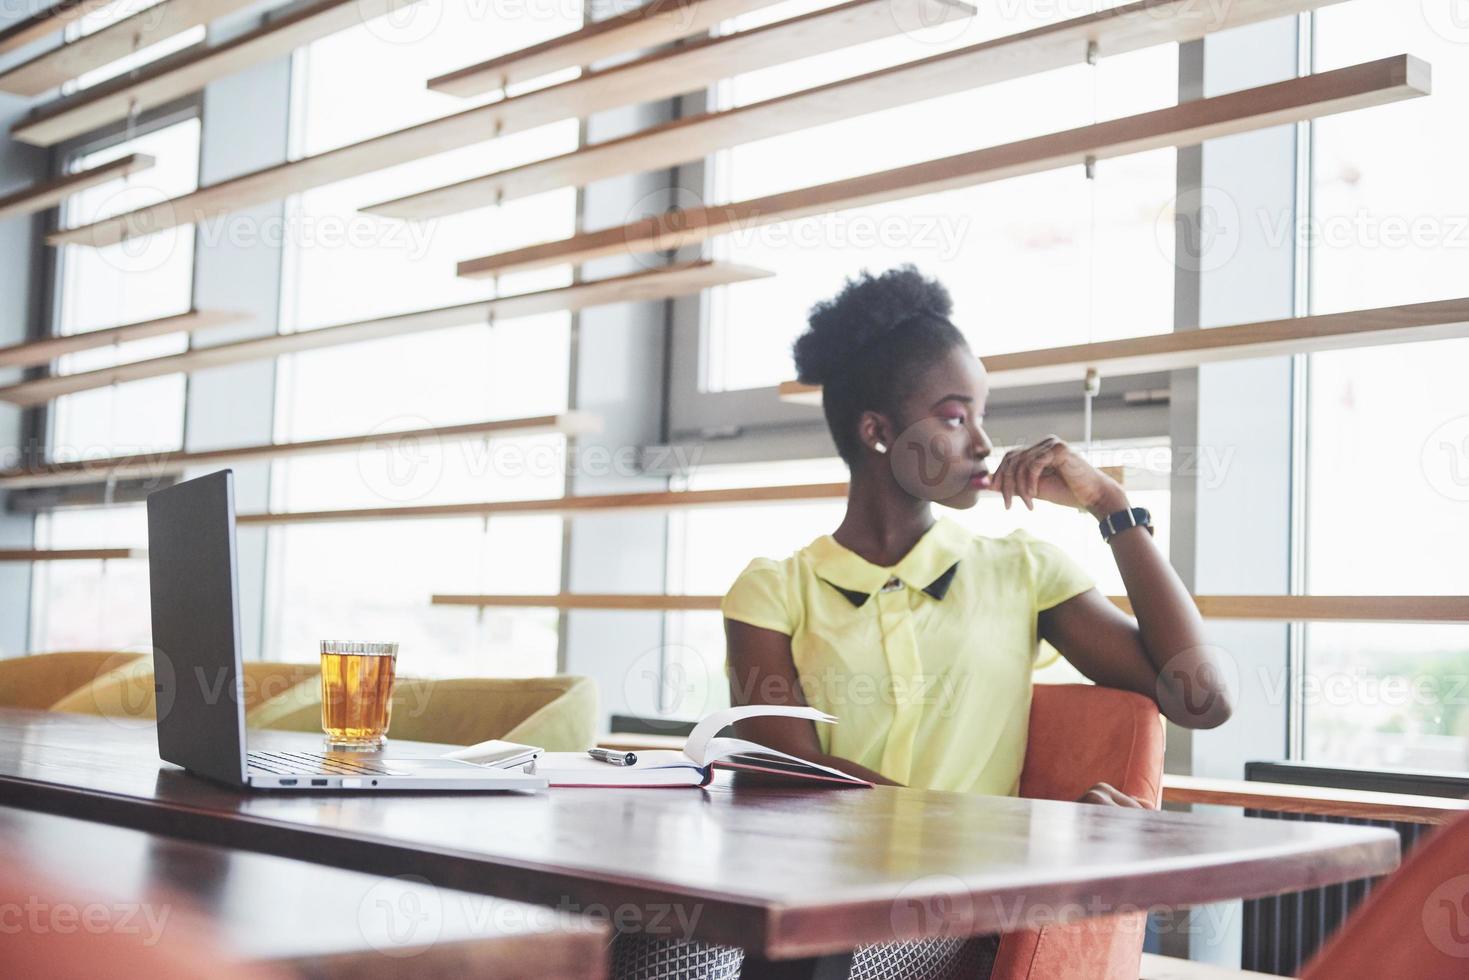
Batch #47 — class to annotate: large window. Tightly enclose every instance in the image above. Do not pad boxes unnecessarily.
[29,117,201,654]
[1302,1,1469,772]
[265,5,582,677]
[699,0,1179,392]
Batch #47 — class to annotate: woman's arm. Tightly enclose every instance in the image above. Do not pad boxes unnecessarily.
[993,436,1235,730]
[723,618,900,785]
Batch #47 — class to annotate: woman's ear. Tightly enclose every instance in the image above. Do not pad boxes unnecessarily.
[857,410,892,456]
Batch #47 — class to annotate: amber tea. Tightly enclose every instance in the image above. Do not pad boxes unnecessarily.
[320,641,398,748]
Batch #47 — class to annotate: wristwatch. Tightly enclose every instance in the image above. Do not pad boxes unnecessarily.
[1098,506,1153,543]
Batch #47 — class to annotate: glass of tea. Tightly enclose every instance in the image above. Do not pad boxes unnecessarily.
[319,640,398,750]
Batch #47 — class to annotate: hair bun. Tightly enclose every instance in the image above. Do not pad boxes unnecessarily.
[792,264,955,386]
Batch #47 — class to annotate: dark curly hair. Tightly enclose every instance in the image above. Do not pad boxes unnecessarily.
[793,264,970,465]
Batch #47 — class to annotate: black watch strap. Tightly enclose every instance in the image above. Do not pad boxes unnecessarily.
[1099,506,1153,542]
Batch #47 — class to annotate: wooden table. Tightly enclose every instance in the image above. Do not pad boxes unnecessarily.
[0,709,1401,978]
[0,804,609,977]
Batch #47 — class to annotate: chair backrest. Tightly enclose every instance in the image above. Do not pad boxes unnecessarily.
[47,659,325,723]
[0,852,287,980]
[248,674,599,751]
[0,651,146,711]
[989,683,1166,980]
[1302,810,1469,980]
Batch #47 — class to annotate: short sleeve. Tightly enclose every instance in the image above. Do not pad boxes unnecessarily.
[721,558,794,635]
[1015,529,1096,612]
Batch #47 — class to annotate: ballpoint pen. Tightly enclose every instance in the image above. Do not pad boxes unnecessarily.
[586,748,637,766]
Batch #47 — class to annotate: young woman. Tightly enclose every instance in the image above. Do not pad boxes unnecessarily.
[722,264,1235,803]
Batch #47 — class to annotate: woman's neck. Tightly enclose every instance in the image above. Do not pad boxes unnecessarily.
[831,469,935,567]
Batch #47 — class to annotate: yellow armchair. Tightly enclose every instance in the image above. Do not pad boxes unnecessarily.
[249,675,598,751]
[48,659,324,725]
[0,651,146,711]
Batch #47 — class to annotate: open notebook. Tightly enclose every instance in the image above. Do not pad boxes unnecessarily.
[531,705,872,788]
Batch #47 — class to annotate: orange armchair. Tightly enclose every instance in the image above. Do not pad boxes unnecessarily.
[989,683,1166,980]
[1301,809,1469,979]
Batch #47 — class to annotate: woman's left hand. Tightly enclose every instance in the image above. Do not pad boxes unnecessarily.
[1077,782,1151,808]
[990,435,1128,518]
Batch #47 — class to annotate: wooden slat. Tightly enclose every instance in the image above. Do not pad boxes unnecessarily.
[0,412,602,489]
[45,0,972,246]
[432,592,1469,623]
[0,0,260,97]
[1113,594,1469,623]
[457,55,1431,278]
[434,593,725,610]
[428,0,790,97]
[1161,774,1469,826]
[237,481,850,525]
[0,260,771,405]
[10,0,429,147]
[1139,952,1286,980]
[369,0,1350,221]
[0,547,143,561]
[0,308,245,370]
[0,152,152,222]
[780,298,1469,403]
[0,0,109,58]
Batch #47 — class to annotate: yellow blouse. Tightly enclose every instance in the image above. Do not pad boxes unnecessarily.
[721,515,1095,795]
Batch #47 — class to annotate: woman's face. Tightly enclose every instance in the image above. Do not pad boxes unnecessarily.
[881,345,994,508]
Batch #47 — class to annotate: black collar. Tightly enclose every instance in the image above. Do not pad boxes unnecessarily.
[820,561,960,608]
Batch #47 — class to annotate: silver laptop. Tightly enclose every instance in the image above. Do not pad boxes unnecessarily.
[146,469,547,793]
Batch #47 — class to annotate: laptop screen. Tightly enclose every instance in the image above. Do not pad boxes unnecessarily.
[146,469,249,786]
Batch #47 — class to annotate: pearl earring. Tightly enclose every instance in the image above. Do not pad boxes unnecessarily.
[874,442,888,454]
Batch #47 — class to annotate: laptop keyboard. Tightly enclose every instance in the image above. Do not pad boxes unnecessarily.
[247,750,395,776]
